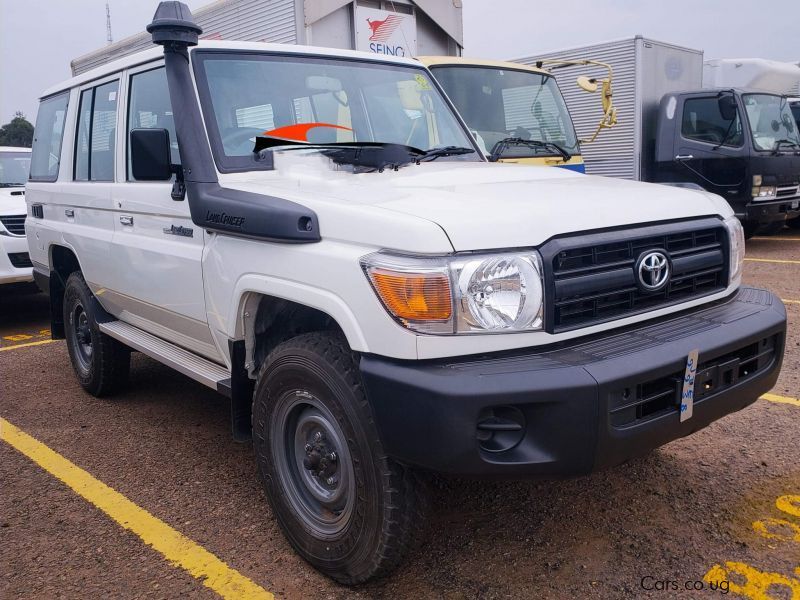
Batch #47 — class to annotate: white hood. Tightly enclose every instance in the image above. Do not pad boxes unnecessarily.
[0,187,27,217]
[223,158,732,252]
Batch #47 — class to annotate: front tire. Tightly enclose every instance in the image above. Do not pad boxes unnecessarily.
[63,272,130,397]
[252,332,426,584]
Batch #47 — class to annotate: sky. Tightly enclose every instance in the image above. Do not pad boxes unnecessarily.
[1,0,798,123]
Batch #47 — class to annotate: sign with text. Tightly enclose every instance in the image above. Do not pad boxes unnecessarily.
[355,6,416,58]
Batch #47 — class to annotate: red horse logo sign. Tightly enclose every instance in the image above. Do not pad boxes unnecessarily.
[366,14,404,42]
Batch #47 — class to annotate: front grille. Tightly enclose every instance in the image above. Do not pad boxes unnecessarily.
[8,252,32,269]
[776,185,799,199]
[0,214,26,235]
[609,334,778,427]
[546,222,728,332]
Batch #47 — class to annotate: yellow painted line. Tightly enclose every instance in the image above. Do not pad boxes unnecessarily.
[0,339,58,352]
[752,237,800,242]
[783,299,800,305]
[0,418,273,600]
[761,393,800,407]
[744,257,800,265]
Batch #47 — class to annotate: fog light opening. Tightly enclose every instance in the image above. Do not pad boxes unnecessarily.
[476,406,526,453]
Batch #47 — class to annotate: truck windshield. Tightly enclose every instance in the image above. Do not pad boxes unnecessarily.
[428,65,579,159]
[0,152,31,187]
[743,94,800,152]
[193,52,477,171]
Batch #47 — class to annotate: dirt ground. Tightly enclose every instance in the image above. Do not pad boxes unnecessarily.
[1,230,798,599]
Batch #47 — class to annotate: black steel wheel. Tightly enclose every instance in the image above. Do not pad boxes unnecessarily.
[63,272,130,397]
[252,332,427,584]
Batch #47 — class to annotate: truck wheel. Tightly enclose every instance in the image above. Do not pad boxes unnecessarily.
[63,272,130,397]
[757,221,786,236]
[252,332,426,584]
[742,221,759,240]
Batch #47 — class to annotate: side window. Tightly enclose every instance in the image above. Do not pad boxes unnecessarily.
[127,67,179,180]
[73,80,119,181]
[30,92,68,182]
[681,97,742,147]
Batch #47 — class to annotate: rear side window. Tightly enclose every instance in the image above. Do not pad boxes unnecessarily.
[127,67,179,180]
[74,80,119,181]
[30,92,68,182]
[681,97,742,147]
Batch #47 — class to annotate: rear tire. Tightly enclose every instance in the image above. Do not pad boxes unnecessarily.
[252,332,427,584]
[786,216,800,230]
[63,272,130,397]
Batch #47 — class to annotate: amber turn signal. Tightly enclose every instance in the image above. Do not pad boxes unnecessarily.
[368,269,452,321]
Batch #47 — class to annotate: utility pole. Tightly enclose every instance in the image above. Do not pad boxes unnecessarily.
[105,2,113,45]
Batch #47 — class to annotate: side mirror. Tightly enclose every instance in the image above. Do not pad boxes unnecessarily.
[718,95,738,122]
[130,128,172,181]
[576,75,598,93]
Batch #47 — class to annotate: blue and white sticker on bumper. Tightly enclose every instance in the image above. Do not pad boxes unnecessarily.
[680,349,699,422]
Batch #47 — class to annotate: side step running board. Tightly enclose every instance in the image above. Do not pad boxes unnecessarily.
[99,320,231,395]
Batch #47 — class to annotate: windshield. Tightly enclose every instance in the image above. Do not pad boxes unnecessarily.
[743,94,800,151]
[193,52,477,171]
[0,152,31,187]
[429,65,579,158]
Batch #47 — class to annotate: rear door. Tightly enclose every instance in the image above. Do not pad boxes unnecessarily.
[107,63,221,362]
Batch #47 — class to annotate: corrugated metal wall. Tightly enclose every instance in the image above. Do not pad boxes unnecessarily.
[72,0,297,75]
[514,38,639,179]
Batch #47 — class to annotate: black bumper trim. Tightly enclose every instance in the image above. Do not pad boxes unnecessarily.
[360,287,786,477]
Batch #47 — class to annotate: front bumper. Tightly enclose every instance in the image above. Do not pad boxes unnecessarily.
[360,287,786,477]
[743,197,800,224]
[0,233,33,284]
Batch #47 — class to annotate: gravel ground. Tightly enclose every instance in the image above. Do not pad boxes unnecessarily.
[1,232,798,599]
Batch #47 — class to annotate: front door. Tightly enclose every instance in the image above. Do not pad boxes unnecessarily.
[108,63,221,362]
[674,94,749,210]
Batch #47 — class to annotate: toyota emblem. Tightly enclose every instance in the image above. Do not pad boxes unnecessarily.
[636,250,671,292]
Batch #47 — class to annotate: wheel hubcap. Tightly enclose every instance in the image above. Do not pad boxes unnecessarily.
[272,391,355,538]
[71,303,93,368]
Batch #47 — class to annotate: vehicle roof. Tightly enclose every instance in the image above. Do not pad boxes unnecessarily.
[41,40,424,99]
[418,56,550,76]
[0,146,31,153]
[669,87,794,97]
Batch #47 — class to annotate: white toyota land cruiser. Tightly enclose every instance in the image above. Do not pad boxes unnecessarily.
[0,146,33,284]
[27,2,786,584]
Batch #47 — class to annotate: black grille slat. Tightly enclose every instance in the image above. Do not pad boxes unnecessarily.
[8,252,32,268]
[549,224,728,332]
[0,215,26,236]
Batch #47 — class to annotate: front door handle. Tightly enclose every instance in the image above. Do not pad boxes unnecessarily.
[675,154,694,161]
[119,215,134,226]
[64,209,74,218]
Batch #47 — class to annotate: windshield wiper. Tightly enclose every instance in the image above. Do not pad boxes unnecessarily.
[772,139,800,154]
[489,137,571,162]
[253,136,474,171]
[415,146,475,162]
[0,182,26,188]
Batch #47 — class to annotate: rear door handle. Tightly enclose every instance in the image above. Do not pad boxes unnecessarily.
[64,209,74,218]
[119,215,134,226]
[675,154,694,161]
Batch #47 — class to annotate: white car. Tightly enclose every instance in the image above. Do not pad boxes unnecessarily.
[26,2,786,584]
[0,146,33,284]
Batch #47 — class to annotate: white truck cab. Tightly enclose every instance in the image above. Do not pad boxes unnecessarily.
[0,146,33,284]
[27,2,786,584]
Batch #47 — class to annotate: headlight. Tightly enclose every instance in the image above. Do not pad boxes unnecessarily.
[724,216,745,283]
[362,251,544,334]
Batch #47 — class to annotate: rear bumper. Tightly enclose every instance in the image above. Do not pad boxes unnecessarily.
[0,234,33,284]
[360,287,786,477]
